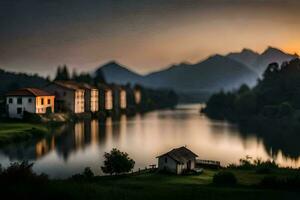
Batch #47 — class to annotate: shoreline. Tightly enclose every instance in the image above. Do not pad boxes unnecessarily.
[0,122,49,146]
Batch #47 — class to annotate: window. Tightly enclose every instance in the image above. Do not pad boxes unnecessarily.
[165,157,168,163]
[48,99,51,105]
[41,98,44,105]
[17,108,22,114]
[8,98,13,104]
[17,98,22,105]
[28,98,32,103]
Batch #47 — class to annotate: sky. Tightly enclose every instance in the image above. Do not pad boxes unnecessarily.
[1,0,300,77]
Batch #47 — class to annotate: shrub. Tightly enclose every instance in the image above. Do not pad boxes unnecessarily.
[101,148,135,175]
[213,171,237,186]
[83,167,94,178]
[23,111,42,123]
[255,160,278,174]
[0,161,48,184]
[70,167,95,181]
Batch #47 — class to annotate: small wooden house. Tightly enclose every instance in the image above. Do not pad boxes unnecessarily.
[5,88,55,118]
[157,146,198,174]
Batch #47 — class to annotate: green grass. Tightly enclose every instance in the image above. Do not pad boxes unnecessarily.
[0,122,48,145]
[5,169,299,200]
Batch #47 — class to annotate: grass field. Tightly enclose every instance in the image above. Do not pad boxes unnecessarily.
[4,169,300,200]
[0,122,48,145]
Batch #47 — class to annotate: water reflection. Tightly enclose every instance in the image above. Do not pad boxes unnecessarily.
[0,104,300,178]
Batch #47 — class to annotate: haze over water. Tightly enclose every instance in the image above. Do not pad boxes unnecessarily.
[0,104,299,178]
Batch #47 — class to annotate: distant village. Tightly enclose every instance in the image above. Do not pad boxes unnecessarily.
[0,65,178,120]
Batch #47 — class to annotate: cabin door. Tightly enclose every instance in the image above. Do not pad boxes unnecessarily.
[187,160,191,170]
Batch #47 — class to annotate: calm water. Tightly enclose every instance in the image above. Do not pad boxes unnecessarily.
[0,104,299,178]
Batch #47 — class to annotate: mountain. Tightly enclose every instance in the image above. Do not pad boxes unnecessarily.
[97,61,143,85]
[0,69,49,95]
[95,47,296,102]
[227,48,260,71]
[255,47,298,75]
[227,47,298,75]
[95,55,257,96]
[142,55,258,92]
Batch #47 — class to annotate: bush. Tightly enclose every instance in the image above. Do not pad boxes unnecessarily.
[228,157,278,173]
[101,148,135,175]
[0,161,48,184]
[213,171,237,186]
[70,167,95,181]
[255,160,278,174]
[23,111,42,123]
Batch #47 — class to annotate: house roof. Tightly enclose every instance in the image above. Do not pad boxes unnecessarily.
[52,81,85,91]
[157,146,198,164]
[6,88,54,97]
[78,83,97,90]
[97,83,111,91]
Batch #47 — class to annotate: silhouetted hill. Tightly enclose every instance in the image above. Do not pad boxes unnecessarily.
[0,69,49,95]
[97,61,143,85]
[142,55,258,92]
[227,47,298,75]
[95,56,258,102]
[227,48,260,72]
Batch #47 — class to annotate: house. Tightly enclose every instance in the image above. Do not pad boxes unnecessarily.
[111,85,127,111]
[120,87,127,110]
[134,88,142,105]
[79,83,99,113]
[44,81,85,113]
[157,146,198,174]
[5,88,55,118]
[123,86,136,111]
[97,84,113,111]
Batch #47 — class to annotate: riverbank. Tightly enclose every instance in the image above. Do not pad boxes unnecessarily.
[2,168,300,200]
[0,122,49,145]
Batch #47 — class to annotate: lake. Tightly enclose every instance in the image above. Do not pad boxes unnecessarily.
[0,104,299,178]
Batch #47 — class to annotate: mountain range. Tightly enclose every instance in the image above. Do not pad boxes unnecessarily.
[97,47,298,101]
[0,47,297,103]
[227,47,298,75]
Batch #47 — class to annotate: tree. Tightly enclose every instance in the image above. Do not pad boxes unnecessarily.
[73,73,94,84]
[94,68,106,85]
[55,65,70,80]
[101,148,135,175]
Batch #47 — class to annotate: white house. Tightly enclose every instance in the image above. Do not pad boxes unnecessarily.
[44,81,85,113]
[157,146,198,174]
[6,88,55,118]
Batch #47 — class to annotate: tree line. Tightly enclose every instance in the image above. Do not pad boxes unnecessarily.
[202,59,300,158]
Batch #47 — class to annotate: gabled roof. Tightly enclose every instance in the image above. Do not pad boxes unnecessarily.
[157,146,198,164]
[78,83,97,90]
[52,81,84,91]
[6,88,54,97]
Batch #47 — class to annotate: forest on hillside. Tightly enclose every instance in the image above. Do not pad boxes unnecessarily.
[203,59,300,158]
